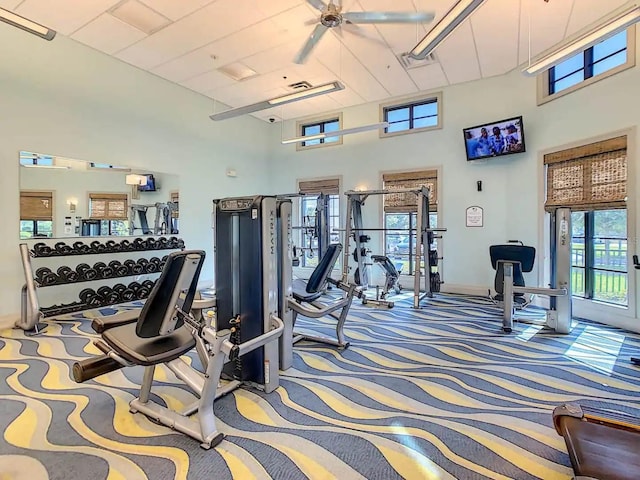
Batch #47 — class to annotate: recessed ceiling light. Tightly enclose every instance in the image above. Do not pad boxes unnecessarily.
[217,62,259,82]
[109,0,171,35]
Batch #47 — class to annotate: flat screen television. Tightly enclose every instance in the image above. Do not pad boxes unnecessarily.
[463,116,526,161]
[138,174,157,191]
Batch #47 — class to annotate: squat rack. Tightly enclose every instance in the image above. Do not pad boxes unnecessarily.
[342,186,446,308]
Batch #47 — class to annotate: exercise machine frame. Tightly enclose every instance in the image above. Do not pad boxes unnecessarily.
[342,186,445,309]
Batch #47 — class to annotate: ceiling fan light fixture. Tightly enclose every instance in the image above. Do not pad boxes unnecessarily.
[409,0,486,60]
[282,121,389,144]
[522,2,640,76]
[0,7,56,40]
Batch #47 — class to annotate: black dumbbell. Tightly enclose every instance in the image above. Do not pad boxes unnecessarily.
[89,240,105,254]
[132,238,146,251]
[142,280,155,291]
[94,262,107,277]
[147,238,159,250]
[109,260,129,277]
[144,260,158,273]
[35,267,56,286]
[176,238,185,249]
[121,287,137,302]
[167,236,178,248]
[129,281,141,294]
[120,239,132,252]
[97,286,118,305]
[56,266,74,283]
[137,285,151,299]
[112,283,127,295]
[79,288,97,305]
[54,242,72,255]
[72,241,87,254]
[131,260,145,275]
[105,240,120,253]
[76,263,98,281]
[32,243,52,257]
[158,237,169,249]
[123,259,136,275]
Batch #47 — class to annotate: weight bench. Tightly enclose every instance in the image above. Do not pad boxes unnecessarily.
[287,243,356,350]
[553,404,640,480]
[371,255,402,299]
[73,250,284,449]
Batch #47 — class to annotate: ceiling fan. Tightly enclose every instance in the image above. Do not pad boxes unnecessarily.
[294,0,435,64]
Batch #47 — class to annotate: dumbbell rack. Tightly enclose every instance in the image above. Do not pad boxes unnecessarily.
[18,236,185,333]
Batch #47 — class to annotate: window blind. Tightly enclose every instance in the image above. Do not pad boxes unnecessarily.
[544,136,627,211]
[20,191,53,220]
[89,193,128,220]
[382,170,437,213]
[298,178,340,196]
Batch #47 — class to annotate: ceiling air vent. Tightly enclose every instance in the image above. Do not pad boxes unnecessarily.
[397,52,438,70]
[287,81,313,90]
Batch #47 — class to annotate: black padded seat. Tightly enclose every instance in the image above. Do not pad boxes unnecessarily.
[490,244,536,298]
[556,415,640,480]
[292,244,343,303]
[102,321,196,366]
[292,278,323,303]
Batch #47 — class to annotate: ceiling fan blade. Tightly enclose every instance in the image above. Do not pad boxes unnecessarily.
[294,24,330,64]
[343,11,435,24]
[305,0,328,12]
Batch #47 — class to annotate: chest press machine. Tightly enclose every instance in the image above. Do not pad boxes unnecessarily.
[73,196,284,449]
[491,208,572,333]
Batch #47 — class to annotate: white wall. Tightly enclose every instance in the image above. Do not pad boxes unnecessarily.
[0,27,271,317]
[271,36,640,331]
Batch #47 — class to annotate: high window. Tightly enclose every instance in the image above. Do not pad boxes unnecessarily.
[297,178,341,268]
[382,171,438,275]
[297,117,341,149]
[380,93,442,138]
[539,27,635,103]
[20,191,54,239]
[545,135,628,306]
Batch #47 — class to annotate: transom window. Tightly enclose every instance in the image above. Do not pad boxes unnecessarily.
[380,94,441,138]
[539,27,635,103]
[19,153,53,166]
[299,117,340,148]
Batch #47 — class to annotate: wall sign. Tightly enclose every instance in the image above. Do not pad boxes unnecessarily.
[466,206,483,227]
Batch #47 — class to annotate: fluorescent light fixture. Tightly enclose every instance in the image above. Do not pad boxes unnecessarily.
[0,7,56,40]
[409,0,486,60]
[210,81,345,121]
[268,82,344,105]
[21,164,69,170]
[523,2,640,76]
[282,122,389,144]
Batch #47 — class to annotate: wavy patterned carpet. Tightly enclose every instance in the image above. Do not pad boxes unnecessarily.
[1,294,639,480]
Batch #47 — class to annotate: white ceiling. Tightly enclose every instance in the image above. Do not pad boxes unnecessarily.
[2,0,631,122]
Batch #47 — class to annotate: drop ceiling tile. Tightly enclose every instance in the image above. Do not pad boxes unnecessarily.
[432,21,480,85]
[15,0,122,35]
[471,0,520,77]
[115,0,272,69]
[566,0,630,36]
[180,69,236,94]
[72,13,148,55]
[151,47,217,83]
[517,0,573,64]
[139,0,215,21]
[406,62,448,91]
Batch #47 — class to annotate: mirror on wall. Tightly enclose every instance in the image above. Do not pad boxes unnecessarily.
[19,151,179,239]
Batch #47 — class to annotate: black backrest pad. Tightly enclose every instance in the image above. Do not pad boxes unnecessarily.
[136,250,205,338]
[306,244,343,294]
[490,245,536,272]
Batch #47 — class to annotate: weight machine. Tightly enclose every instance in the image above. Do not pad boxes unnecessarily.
[279,192,331,267]
[342,186,446,309]
[494,208,572,333]
[129,202,178,236]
